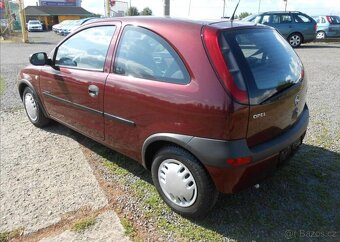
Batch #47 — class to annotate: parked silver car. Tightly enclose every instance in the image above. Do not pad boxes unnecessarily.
[312,16,340,39]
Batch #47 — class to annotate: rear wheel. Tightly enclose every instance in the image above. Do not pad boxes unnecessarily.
[151,146,218,217]
[288,33,302,48]
[316,31,326,39]
[23,87,50,127]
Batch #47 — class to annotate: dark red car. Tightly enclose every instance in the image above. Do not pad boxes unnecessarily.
[18,17,309,217]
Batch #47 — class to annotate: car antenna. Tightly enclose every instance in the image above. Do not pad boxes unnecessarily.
[230,0,241,22]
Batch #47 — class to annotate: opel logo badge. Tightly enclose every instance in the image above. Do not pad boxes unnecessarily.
[294,95,300,107]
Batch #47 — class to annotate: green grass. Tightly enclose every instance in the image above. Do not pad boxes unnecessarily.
[0,228,24,242]
[71,217,96,233]
[121,217,138,238]
[0,77,5,96]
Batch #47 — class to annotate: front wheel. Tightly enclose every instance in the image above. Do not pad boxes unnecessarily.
[23,87,50,127]
[151,146,218,218]
[288,33,302,48]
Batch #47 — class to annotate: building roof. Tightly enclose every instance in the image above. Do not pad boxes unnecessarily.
[24,6,93,16]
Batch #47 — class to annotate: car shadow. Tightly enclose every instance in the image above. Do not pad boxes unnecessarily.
[43,123,339,241]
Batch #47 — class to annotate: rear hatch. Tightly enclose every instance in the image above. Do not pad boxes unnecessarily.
[220,27,307,147]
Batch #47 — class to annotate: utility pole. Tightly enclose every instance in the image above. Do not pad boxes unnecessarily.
[258,0,261,13]
[164,0,170,16]
[222,0,226,17]
[188,0,191,16]
[18,0,28,43]
[284,0,287,12]
[106,0,110,17]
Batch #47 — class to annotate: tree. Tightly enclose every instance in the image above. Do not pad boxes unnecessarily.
[126,6,139,16]
[140,7,152,16]
[239,12,252,19]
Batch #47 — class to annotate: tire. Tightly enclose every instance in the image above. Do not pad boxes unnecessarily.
[151,146,218,218]
[23,87,50,127]
[288,33,302,48]
[316,31,326,39]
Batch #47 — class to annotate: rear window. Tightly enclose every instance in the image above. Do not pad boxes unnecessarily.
[328,16,340,24]
[221,28,303,104]
[294,14,312,23]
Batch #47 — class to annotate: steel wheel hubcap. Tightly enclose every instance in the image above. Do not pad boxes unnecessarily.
[158,159,197,207]
[317,32,325,39]
[24,93,38,122]
[290,35,301,46]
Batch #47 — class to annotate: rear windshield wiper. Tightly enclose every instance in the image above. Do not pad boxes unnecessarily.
[260,82,299,104]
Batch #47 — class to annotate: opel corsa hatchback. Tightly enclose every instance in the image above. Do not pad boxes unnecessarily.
[18,17,309,217]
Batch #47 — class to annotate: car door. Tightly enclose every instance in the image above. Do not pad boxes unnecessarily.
[270,13,293,38]
[104,25,190,159]
[40,24,119,140]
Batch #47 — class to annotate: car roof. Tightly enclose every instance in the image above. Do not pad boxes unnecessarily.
[261,11,303,14]
[86,16,258,30]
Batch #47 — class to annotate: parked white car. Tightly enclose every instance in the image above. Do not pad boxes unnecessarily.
[27,20,43,32]
[52,20,72,33]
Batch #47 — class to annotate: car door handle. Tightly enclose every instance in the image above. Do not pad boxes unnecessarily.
[88,85,99,97]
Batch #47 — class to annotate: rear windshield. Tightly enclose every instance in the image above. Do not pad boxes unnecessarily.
[220,28,303,104]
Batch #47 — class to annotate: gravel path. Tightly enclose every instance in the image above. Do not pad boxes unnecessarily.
[0,110,128,241]
[40,211,130,242]
[0,110,107,233]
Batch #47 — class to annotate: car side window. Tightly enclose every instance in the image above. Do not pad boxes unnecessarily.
[321,17,326,23]
[254,15,262,23]
[272,15,280,24]
[294,14,311,23]
[280,14,292,23]
[113,26,190,84]
[55,26,116,71]
[260,15,271,24]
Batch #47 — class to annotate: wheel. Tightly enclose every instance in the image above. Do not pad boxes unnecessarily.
[151,146,218,217]
[316,31,326,39]
[288,33,302,48]
[23,87,50,127]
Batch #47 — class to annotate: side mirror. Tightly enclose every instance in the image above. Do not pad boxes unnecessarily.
[29,52,48,66]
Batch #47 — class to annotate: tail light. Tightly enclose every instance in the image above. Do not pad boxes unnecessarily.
[314,24,317,32]
[202,27,249,104]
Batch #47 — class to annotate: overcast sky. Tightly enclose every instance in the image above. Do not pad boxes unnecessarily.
[26,0,340,18]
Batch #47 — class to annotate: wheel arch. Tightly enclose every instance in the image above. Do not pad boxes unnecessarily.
[142,133,194,170]
[18,79,49,118]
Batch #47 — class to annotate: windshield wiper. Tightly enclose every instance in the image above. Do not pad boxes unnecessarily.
[260,82,298,104]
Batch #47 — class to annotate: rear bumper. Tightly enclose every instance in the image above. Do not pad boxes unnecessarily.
[187,105,309,193]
